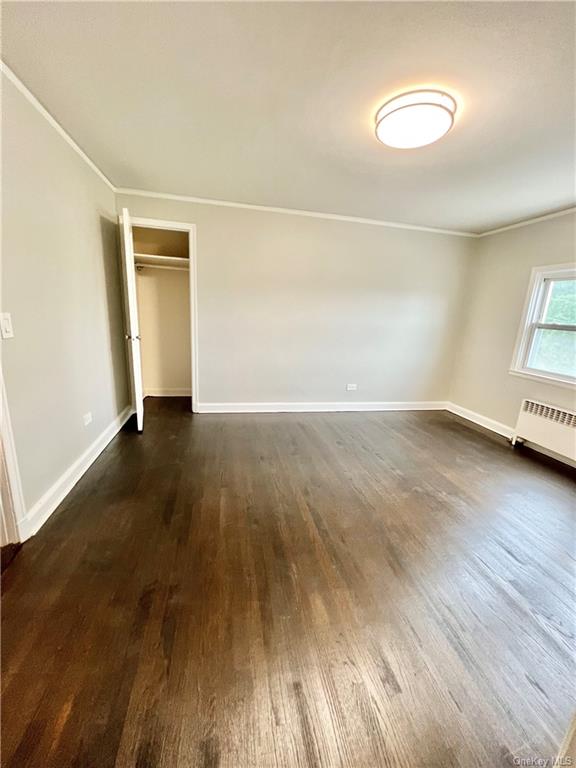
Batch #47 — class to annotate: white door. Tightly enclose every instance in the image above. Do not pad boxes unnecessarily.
[119,208,144,432]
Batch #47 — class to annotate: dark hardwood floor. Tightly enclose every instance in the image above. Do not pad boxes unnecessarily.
[2,398,575,768]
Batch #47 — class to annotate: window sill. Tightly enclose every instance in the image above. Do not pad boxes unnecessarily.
[509,369,576,390]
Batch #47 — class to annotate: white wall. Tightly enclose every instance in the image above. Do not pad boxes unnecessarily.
[3,54,574,553]
[1,75,129,521]
[136,269,191,396]
[450,212,576,427]
[117,194,474,407]
[4,65,573,546]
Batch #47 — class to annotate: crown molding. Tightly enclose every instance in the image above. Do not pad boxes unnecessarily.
[114,187,477,237]
[1,60,115,191]
[3,59,573,240]
[2,58,476,237]
[477,206,576,238]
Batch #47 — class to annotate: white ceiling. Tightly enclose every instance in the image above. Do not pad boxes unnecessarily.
[3,1,575,233]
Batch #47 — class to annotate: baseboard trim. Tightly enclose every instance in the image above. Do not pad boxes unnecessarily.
[145,389,192,397]
[19,406,134,541]
[197,401,449,414]
[445,403,575,466]
[445,402,515,439]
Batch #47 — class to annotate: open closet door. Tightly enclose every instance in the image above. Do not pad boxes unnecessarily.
[119,208,144,432]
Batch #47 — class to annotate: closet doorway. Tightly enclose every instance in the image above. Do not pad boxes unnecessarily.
[119,209,198,431]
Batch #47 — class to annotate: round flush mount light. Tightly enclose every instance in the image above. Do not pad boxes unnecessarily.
[375,89,457,149]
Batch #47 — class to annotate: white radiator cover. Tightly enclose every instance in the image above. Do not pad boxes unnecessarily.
[513,399,576,462]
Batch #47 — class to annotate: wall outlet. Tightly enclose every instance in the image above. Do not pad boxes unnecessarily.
[0,313,14,339]
[83,412,93,426]
[346,383,358,391]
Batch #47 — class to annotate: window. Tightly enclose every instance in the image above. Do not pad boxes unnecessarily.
[511,264,576,386]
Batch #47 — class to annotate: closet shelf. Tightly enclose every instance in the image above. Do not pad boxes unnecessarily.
[134,253,189,268]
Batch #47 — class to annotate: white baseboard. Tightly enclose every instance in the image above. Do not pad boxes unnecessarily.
[197,401,449,414]
[18,406,134,541]
[445,402,514,439]
[445,401,576,466]
[145,388,192,397]
[12,398,569,545]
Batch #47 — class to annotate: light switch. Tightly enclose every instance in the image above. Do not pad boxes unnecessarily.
[0,313,14,339]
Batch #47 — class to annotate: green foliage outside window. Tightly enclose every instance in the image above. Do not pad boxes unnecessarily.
[528,280,576,378]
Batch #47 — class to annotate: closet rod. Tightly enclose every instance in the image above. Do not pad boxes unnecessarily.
[136,264,189,273]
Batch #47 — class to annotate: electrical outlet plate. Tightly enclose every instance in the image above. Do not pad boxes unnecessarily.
[0,313,14,339]
[83,412,93,426]
[346,383,358,391]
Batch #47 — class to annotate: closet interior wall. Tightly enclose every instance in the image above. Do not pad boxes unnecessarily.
[133,227,192,399]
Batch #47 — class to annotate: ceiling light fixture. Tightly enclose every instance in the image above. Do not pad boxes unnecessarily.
[375,89,457,149]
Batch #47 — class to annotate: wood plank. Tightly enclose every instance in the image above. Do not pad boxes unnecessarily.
[2,399,574,767]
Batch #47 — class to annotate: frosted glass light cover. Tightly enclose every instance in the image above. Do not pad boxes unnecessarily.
[375,90,457,149]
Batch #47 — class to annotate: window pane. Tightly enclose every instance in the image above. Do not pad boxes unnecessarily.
[543,279,576,324]
[527,328,576,378]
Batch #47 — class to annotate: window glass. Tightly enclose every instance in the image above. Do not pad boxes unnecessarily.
[543,279,576,325]
[511,266,576,383]
[527,328,576,378]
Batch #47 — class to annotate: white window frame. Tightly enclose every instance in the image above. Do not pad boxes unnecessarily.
[510,263,576,388]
